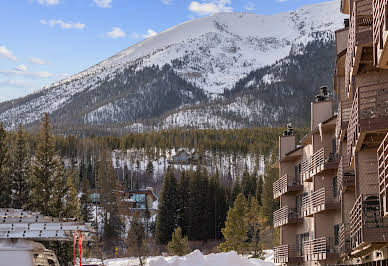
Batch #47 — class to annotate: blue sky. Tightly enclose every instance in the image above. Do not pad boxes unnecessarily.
[0,0,331,102]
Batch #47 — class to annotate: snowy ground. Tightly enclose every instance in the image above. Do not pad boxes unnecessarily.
[84,249,274,266]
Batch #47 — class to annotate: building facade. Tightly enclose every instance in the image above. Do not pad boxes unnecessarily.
[273,0,388,264]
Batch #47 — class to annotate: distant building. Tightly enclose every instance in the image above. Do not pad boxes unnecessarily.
[124,187,158,217]
[168,149,203,165]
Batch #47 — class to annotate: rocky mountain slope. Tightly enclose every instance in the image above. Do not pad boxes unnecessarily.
[0,0,346,132]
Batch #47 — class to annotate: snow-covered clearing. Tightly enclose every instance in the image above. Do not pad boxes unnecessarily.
[84,249,274,266]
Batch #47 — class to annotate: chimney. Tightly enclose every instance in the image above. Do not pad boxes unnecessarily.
[279,124,296,158]
[311,86,334,129]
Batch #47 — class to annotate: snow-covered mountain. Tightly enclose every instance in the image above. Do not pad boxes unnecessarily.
[0,0,346,131]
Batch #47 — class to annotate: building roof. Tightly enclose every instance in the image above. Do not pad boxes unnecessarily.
[299,115,337,145]
[271,144,303,168]
[127,188,158,201]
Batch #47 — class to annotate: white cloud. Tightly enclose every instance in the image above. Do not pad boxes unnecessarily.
[94,0,112,8]
[188,0,233,16]
[0,79,38,88]
[37,0,59,5]
[244,1,255,11]
[107,27,126,39]
[40,19,85,30]
[277,0,287,2]
[161,0,172,4]
[29,57,46,65]
[14,65,27,72]
[0,46,17,61]
[0,69,55,79]
[130,32,140,39]
[143,29,157,38]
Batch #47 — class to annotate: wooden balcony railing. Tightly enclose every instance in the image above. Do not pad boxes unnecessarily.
[274,244,302,264]
[302,188,340,217]
[273,206,302,228]
[339,223,351,257]
[350,194,388,250]
[337,156,355,194]
[303,237,339,261]
[335,101,352,144]
[345,0,373,97]
[347,83,388,165]
[273,173,303,199]
[373,0,388,67]
[301,144,338,182]
[378,133,388,217]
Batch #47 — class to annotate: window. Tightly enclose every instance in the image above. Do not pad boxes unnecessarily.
[294,164,301,184]
[334,224,340,245]
[333,176,338,198]
[130,193,146,209]
[296,193,307,217]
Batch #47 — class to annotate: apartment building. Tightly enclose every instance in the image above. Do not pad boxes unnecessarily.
[273,0,388,264]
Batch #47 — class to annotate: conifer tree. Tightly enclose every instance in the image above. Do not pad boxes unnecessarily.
[246,196,262,258]
[241,170,256,198]
[146,160,154,175]
[80,175,93,223]
[188,167,209,241]
[168,227,190,256]
[218,193,249,254]
[256,176,263,206]
[98,151,124,250]
[261,156,279,226]
[155,168,178,244]
[10,124,31,209]
[0,122,10,207]
[231,178,241,206]
[127,213,146,266]
[177,171,190,236]
[31,113,61,215]
[63,171,81,219]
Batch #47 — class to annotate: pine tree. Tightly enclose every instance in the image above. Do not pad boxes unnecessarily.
[256,176,263,206]
[261,156,279,227]
[10,124,31,209]
[177,171,190,236]
[99,151,124,251]
[167,227,190,256]
[241,170,256,198]
[155,167,179,244]
[246,196,262,258]
[0,122,10,207]
[63,171,81,219]
[127,213,146,266]
[218,193,249,254]
[31,113,61,215]
[231,178,241,206]
[80,176,93,223]
[146,160,154,175]
[188,168,209,241]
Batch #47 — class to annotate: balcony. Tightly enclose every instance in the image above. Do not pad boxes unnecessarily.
[337,156,355,194]
[339,223,351,257]
[273,174,303,199]
[335,101,352,144]
[373,0,388,68]
[346,83,388,166]
[378,133,388,217]
[302,188,340,217]
[273,206,302,228]
[274,244,302,264]
[345,0,373,97]
[301,145,338,182]
[350,194,388,252]
[303,237,339,261]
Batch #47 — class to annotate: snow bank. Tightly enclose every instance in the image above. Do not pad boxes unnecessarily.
[148,250,275,266]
